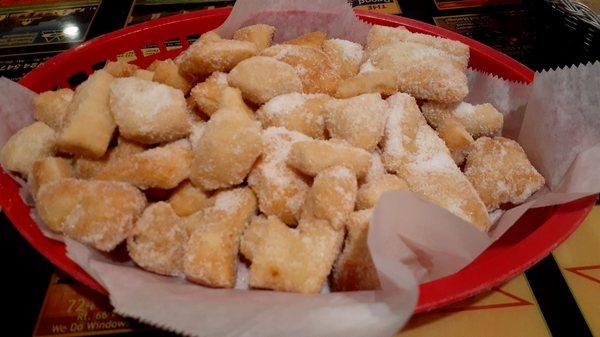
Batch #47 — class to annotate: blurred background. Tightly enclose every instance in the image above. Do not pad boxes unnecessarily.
[0,1,598,336]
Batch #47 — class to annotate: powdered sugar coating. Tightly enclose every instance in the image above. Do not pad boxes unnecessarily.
[110,77,190,144]
[248,127,311,225]
[324,93,388,150]
[464,137,545,210]
[257,93,331,139]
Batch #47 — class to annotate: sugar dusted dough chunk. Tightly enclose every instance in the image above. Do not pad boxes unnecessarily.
[233,24,275,50]
[133,69,154,81]
[381,92,427,173]
[243,216,343,294]
[322,38,364,79]
[287,140,372,178]
[57,70,115,158]
[248,127,311,225]
[437,117,474,165]
[190,72,229,117]
[184,187,257,288]
[324,93,388,150]
[283,31,327,48]
[382,93,490,230]
[103,61,139,77]
[36,178,146,251]
[356,174,408,210]
[363,150,386,184]
[228,56,303,104]
[29,157,73,197]
[261,44,341,95]
[1,121,56,176]
[421,101,503,138]
[178,38,258,79]
[335,71,397,98]
[168,181,210,217]
[151,59,193,94]
[219,87,255,118]
[256,93,331,139]
[301,166,357,230]
[33,88,73,130]
[366,25,469,70]
[74,138,145,179]
[464,137,545,210]
[110,77,191,144]
[190,109,262,190]
[367,41,468,103]
[366,25,410,55]
[332,209,380,291]
[95,139,193,190]
[127,202,188,276]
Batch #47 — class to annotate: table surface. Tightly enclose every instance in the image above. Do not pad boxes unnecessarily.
[1,1,598,336]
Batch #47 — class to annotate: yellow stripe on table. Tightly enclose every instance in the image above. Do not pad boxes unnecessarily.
[397,274,551,337]
[553,206,600,335]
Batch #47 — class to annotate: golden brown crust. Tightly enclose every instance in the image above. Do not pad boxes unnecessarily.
[261,44,341,95]
[464,137,545,210]
[332,209,380,291]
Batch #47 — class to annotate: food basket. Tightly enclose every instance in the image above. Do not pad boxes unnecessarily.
[2,7,596,313]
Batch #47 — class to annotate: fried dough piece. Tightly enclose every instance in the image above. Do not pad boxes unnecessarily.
[190,108,262,190]
[335,71,397,98]
[74,138,145,179]
[256,93,331,139]
[283,31,327,48]
[239,215,267,261]
[363,150,386,184]
[248,127,311,225]
[261,44,341,95]
[151,59,193,94]
[33,88,74,130]
[233,24,275,50]
[437,117,474,165]
[356,174,408,210]
[382,93,490,230]
[190,72,229,117]
[178,38,258,79]
[332,209,380,291]
[243,215,343,294]
[421,101,503,138]
[219,87,255,117]
[381,92,427,173]
[324,93,388,150]
[133,69,154,81]
[367,42,468,103]
[464,137,545,210]
[366,25,469,69]
[322,38,364,79]
[287,140,372,178]
[168,181,210,217]
[366,25,410,55]
[184,187,257,288]
[228,56,303,104]
[301,166,357,230]
[127,202,188,276]
[1,121,56,176]
[29,157,73,197]
[110,77,190,144]
[103,61,139,77]
[57,70,115,158]
[36,178,146,250]
[95,139,193,190]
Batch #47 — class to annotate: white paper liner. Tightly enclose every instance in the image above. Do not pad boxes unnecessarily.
[1,1,599,336]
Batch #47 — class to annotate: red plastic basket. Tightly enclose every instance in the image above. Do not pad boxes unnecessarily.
[2,7,595,313]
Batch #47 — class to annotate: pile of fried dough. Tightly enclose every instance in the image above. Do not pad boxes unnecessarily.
[0,24,545,294]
